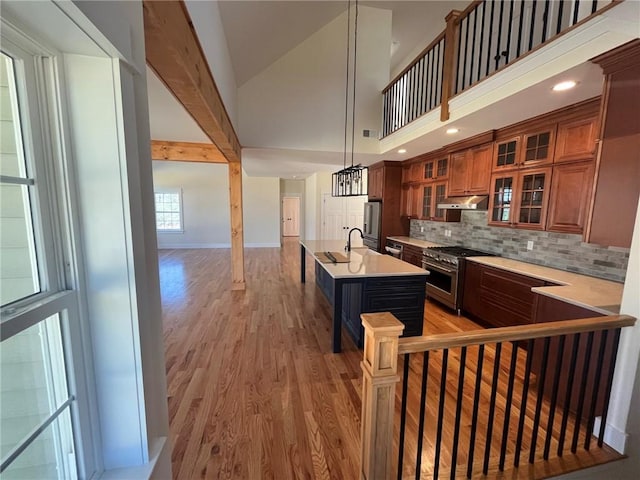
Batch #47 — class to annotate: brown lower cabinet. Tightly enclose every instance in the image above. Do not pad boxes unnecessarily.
[462,261,546,327]
[401,244,423,267]
[531,294,615,419]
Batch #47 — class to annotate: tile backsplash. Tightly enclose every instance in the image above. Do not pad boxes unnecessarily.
[410,211,630,283]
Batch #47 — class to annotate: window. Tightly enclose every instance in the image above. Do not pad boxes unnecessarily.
[1,35,91,480]
[155,190,183,232]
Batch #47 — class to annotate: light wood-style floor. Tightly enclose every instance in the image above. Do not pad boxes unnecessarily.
[159,238,622,479]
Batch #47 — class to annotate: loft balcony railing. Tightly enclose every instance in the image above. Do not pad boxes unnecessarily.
[381,0,618,138]
[358,312,636,479]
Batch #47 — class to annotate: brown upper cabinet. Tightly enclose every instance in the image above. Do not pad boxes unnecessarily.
[493,136,521,171]
[493,128,556,172]
[554,116,598,164]
[410,161,422,183]
[368,164,385,200]
[547,160,595,234]
[448,143,493,196]
[423,157,449,181]
[488,167,552,230]
[521,128,556,167]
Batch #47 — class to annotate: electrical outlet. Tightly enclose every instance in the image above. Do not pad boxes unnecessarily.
[445,229,451,237]
[420,226,424,233]
[527,240,534,251]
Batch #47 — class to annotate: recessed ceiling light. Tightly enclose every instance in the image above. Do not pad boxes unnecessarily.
[397,148,407,154]
[446,128,459,134]
[553,80,577,91]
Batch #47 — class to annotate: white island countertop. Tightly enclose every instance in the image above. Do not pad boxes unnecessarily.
[467,256,624,315]
[301,239,429,279]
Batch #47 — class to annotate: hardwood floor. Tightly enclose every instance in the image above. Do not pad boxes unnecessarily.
[159,238,622,479]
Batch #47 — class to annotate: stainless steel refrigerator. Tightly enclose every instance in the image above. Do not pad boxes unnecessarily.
[362,201,382,251]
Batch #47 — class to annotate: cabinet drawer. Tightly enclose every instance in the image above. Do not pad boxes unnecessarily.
[463,262,545,327]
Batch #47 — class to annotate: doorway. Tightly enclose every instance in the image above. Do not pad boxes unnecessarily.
[282,196,300,237]
[321,193,365,240]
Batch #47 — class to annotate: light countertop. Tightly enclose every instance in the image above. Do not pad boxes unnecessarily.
[386,236,442,249]
[467,256,624,315]
[301,240,429,279]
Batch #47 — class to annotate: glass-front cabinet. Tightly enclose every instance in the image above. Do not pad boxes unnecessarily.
[488,167,551,229]
[493,129,555,172]
[521,128,555,167]
[423,157,448,181]
[493,137,520,171]
[421,184,433,219]
[418,181,448,220]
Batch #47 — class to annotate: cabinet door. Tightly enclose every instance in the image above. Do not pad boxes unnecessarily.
[488,173,517,226]
[420,184,433,219]
[410,162,422,182]
[402,165,411,184]
[547,161,595,234]
[435,157,449,180]
[448,151,468,196]
[467,144,492,194]
[493,137,520,171]
[521,128,555,167]
[411,184,422,218]
[400,184,412,217]
[368,166,384,200]
[432,182,448,220]
[514,167,551,230]
[423,160,435,181]
[554,117,598,163]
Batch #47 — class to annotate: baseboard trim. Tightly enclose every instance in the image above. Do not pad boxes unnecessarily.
[593,417,628,454]
[158,242,281,249]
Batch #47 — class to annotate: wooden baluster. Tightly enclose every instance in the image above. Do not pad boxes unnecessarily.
[360,312,404,480]
[441,9,462,121]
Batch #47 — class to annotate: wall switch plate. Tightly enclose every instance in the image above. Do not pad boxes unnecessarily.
[527,240,534,251]
[445,229,451,237]
[420,226,424,233]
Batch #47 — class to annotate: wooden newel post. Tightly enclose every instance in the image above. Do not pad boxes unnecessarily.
[441,10,462,122]
[359,312,404,480]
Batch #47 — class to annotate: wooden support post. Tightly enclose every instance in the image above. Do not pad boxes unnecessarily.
[441,10,462,122]
[359,312,404,480]
[228,162,245,290]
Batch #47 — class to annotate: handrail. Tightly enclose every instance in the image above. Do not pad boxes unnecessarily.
[380,0,619,138]
[398,314,636,354]
[382,30,446,95]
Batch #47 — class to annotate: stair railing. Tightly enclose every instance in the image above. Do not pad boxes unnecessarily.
[359,311,635,480]
[381,0,619,138]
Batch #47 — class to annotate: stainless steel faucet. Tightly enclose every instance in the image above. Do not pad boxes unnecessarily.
[346,227,364,252]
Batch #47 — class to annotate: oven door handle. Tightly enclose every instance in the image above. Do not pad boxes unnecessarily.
[422,262,455,275]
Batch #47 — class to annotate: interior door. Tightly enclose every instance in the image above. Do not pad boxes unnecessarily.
[322,193,346,239]
[346,196,366,232]
[282,197,300,236]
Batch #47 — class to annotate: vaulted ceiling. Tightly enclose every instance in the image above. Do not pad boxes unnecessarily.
[146,1,638,178]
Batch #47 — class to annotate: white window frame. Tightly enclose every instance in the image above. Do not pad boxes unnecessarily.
[0,22,98,480]
[154,188,184,233]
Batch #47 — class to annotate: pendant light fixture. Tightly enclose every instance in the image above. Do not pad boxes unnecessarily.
[332,0,368,197]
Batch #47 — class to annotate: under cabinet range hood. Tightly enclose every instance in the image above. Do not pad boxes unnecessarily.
[437,195,489,210]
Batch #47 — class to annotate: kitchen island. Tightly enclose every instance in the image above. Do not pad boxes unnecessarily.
[300,239,429,353]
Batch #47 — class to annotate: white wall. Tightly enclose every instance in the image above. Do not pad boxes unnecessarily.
[243,175,280,247]
[184,0,238,128]
[304,174,318,240]
[153,161,280,248]
[238,5,391,154]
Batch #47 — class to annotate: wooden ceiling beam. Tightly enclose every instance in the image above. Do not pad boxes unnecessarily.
[143,0,241,163]
[151,140,228,164]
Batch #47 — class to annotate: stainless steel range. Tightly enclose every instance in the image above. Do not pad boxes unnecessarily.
[422,246,494,314]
